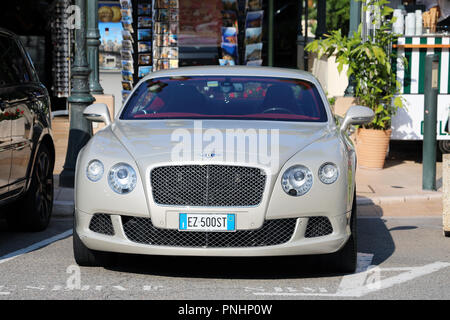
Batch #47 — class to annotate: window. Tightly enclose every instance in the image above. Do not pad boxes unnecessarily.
[0,35,31,86]
[121,76,328,122]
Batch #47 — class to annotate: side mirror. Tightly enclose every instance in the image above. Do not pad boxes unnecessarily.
[340,105,374,133]
[83,103,111,126]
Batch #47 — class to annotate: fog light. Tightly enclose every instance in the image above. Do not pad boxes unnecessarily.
[318,162,339,184]
[86,160,104,182]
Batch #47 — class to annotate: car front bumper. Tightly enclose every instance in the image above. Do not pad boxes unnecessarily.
[75,209,351,257]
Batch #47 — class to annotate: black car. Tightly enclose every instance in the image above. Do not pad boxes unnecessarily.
[0,28,55,231]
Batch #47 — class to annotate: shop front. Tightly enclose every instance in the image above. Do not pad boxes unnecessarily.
[387,1,450,153]
[97,0,300,105]
[0,0,301,117]
[0,0,72,115]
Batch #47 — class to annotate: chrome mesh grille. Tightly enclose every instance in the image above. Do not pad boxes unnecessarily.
[150,165,266,207]
[304,216,333,238]
[89,214,114,236]
[122,217,297,248]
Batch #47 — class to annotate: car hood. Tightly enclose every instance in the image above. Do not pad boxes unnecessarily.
[111,119,332,173]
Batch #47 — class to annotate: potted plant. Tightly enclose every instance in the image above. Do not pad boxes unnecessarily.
[306,0,403,169]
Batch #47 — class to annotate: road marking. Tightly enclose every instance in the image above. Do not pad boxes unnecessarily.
[355,253,374,272]
[335,261,450,297]
[0,286,11,295]
[251,252,373,297]
[251,253,450,297]
[0,229,73,265]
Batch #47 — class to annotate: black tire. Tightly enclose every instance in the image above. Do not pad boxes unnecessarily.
[320,189,358,274]
[73,225,115,267]
[439,140,450,154]
[7,144,54,231]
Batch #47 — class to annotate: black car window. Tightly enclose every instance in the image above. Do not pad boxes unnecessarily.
[121,76,328,122]
[0,35,31,86]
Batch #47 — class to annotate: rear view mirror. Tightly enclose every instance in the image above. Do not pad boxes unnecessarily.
[83,103,111,126]
[340,105,374,133]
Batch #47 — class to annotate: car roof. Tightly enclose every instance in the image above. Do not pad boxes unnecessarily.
[141,66,319,83]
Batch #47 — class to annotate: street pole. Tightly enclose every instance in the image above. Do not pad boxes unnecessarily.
[345,0,362,96]
[60,0,95,188]
[268,0,274,67]
[303,0,309,70]
[348,0,361,38]
[422,54,440,191]
[86,0,103,94]
[316,0,326,39]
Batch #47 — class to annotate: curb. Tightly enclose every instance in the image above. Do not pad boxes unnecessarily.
[357,193,442,206]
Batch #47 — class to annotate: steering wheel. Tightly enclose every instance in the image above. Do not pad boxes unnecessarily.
[261,107,295,114]
[136,110,148,116]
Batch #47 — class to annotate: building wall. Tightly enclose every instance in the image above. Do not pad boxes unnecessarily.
[99,70,122,117]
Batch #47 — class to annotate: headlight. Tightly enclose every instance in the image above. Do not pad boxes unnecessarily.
[281,165,313,196]
[108,163,137,194]
[86,160,104,182]
[318,162,339,184]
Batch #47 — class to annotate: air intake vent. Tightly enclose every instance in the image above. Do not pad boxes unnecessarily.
[89,214,114,236]
[122,217,297,248]
[305,216,333,238]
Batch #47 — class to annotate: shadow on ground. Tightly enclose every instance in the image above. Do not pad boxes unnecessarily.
[387,140,443,165]
[0,216,72,257]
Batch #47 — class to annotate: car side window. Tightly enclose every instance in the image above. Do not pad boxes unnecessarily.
[0,35,32,86]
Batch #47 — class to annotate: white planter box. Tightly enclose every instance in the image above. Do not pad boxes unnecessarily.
[0,120,11,140]
[309,53,349,98]
[11,117,25,138]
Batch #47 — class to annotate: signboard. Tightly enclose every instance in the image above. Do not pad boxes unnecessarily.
[99,1,123,70]
[391,94,450,140]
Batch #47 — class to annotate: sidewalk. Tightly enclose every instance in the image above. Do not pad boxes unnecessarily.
[356,160,443,217]
[51,160,444,218]
[53,175,74,218]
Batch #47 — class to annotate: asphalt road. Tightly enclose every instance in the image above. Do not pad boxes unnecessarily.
[0,214,449,300]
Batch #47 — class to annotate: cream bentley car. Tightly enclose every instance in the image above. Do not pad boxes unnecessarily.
[74,66,373,273]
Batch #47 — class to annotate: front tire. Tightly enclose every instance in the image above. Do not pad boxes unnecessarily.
[73,225,115,267]
[7,144,54,231]
[439,140,450,154]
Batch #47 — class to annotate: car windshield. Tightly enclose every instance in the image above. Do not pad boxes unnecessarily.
[120,76,328,122]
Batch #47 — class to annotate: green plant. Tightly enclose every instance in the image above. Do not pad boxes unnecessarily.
[306,0,403,130]
[328,96,336,106]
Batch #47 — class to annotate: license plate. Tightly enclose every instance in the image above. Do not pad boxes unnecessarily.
[179,213,235,232]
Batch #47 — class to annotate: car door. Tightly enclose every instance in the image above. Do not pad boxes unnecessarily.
[0,33,22,195]
[7,38,37,190]
[0,94,12,194]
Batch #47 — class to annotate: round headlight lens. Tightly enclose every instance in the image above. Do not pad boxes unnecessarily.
[318,162,339,184]
[108,163,137,194]
[86,160,104,182]
[281,165,313,196]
